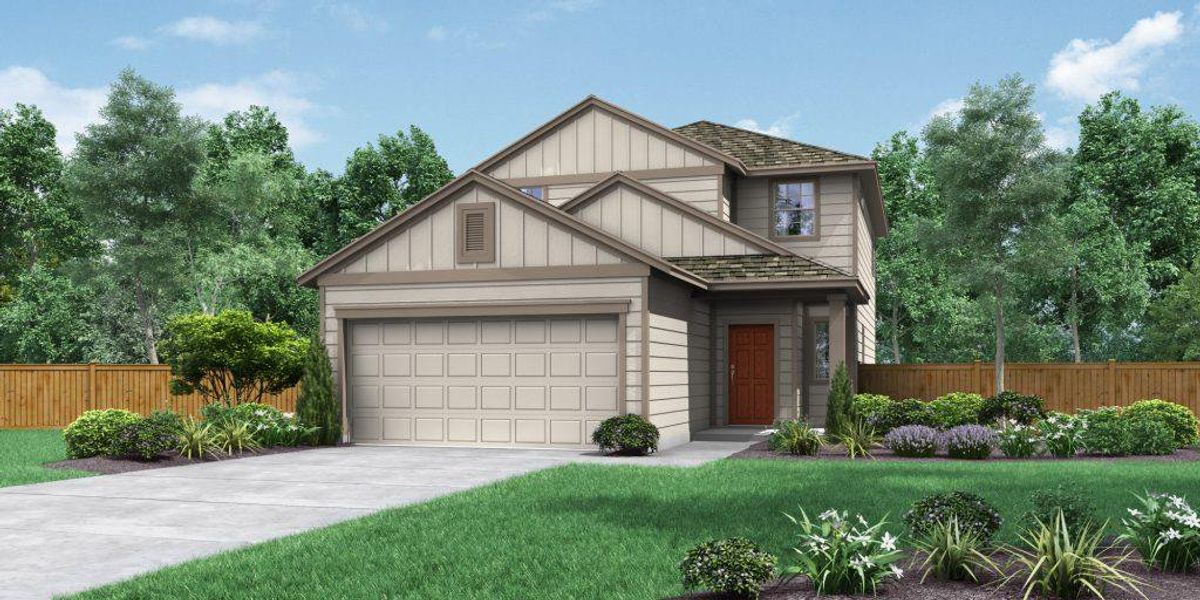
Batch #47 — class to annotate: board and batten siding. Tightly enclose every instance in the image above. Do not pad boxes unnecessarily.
[646,276,709,448]
[735,174,855,271]
[322,278,648,430]
[571,183,759,258]
[485,106,717,180]
[854,189,877,365]
[337,184,627,274]
[545,174,722,217]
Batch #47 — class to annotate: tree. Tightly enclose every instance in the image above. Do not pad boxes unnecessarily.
[159,310,308,405]
[1142,263,1200,360]
[923,76,1064,390]
[296,334,341,445]
[204,105,296,181]
[825,362,853,433]
[338,125,453,244]
[1074,93,1200,293]
[68,69,208,363]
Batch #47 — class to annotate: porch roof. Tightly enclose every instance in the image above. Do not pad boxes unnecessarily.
[665,254,849,281]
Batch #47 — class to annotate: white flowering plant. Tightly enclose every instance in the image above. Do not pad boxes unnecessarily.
[1121,492,1200,572]
[1037,412,1085,457]
[781,509,904,595]
[996,419,1041,458]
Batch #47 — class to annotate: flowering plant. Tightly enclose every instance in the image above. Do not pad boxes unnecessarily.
[997,419,1041,458]
[941,425,997,459]
[1121,492,1200,572]
[884,425,940,458]
[781,508,905,594]
[1038,412,1085,458]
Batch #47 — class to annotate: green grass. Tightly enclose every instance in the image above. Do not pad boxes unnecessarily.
[71,458,1200,600]
[0,429,91,487]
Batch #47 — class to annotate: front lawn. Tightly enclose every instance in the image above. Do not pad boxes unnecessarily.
[72,458,1200,599]
[0,429,91,487]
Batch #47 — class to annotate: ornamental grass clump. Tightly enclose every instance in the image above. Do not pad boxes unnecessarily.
[941,424,996,459]
[1039,412,1085,458]
[680,538,777,599]
[997,419,1041,458]
[834,419,880,459]
[768,419,823,456]
[912,517,1000,583]
[883,425,939,458]
[1120,492,1200,572]
[1007,512,1145,600]
[781,509,904,595]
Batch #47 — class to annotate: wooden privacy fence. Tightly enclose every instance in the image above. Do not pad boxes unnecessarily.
[859,360,1200,414]
[0,364,298,429]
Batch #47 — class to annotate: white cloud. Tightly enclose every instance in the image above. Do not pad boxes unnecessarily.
[525,0,598,22]
[112,35,152,50]
[734,112,801,138]
[925,97,964,122]
[425,25,506,49]
[1045,11,1184,102]
[1041,114,1078,151]
[0,67,106,152]
[319,2,389,32]
[161,16,264,45]
[426,25,448,41]
[176,71,326,147]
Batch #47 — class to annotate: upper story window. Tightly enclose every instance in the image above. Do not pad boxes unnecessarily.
[519,186,545,201]
[455,203,496,263]
[772,179,818,238]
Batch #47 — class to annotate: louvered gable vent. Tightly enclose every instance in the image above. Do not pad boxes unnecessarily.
[455,203,495,263]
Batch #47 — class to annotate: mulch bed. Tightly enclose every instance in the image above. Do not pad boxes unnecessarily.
[672,552,1200,599]
[45,445,320,475]
[730,440,1200,463]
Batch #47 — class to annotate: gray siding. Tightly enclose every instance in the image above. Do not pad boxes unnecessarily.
[646,276,703,448]
[712,299,801,425]
[734,173,855,272]
[854,185,877,365]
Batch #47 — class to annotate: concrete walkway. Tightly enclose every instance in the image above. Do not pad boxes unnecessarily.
[0,440,749,599]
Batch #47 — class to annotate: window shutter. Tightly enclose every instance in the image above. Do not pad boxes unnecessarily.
[456,203,495,263]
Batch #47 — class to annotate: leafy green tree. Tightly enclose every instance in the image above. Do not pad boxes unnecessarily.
[338,125,453,243]
[159,310,308,405]
[923,76,1064,390]
[296,334,341,445]
[0,266,95,362]
[1143,263,1200,360]
[1075,92,1200,292]
[68,69,208,363]
[204,105,297,181]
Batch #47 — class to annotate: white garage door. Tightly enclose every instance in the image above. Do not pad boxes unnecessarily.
[348,316,621,447]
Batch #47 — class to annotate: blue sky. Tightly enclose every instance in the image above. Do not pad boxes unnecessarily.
[2,1,1198,173]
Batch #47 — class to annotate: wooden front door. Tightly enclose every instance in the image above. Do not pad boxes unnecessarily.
[728,324,775,425]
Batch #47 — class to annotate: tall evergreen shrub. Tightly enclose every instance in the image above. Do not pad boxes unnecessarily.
[826,362,854,433]
[296,335,341,445]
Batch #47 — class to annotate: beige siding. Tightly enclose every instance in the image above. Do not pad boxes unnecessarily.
[337,184,627,274]
[854,189,877,365]
[720,175,733,222]
[647,276,708,448]
[322,278,648,432]
[486,106,716,180]
[688,298,712,432]
[712,299,800,425]
[545,174,721,216]
[735,173,855,271]
[571,183,760,258]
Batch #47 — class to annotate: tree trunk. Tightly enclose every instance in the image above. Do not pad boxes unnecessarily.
[133,272,159,364]
[994,281,1005,393]
[1069,265,1082,363]
[890,301,903,364]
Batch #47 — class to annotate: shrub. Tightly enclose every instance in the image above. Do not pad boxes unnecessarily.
[1125,417,1177,456]
[159,310,308,405]
[177,417,223,460]
[979,390,1044,425]
[1038,412,1085,458]
[680,538,777,599]
[929,392,985,429]
[1008,512,1144,600]
[1022,484,1097,537]
[867,398,936,433]
[256,413,319,447]
[213,419,261,454]
[906,491,1003,542]
[1079,407,1132,456]
[912,517,1000,583]
[768,420,822,456]
[824,362,853,435]
[296,334,341,445]
[145,408,184,436]
[941,424,996,459]
[592,414,659,455]
[1124,399,1198,448]
[115,419,177,460]
[63,409,143,459]
[851,393,891,423]
[1120,492,1200,572]
[781,509,904,595]
[997,420,1041,458]
[883,425,939,458]
[833,419,879,459]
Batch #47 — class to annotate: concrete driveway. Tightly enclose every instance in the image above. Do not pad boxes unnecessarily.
[0,441,747,599]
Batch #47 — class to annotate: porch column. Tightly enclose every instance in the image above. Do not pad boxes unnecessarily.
[827,294,849,385]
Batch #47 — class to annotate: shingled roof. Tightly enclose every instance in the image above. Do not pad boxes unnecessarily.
[673,120,869,169]
[667,254,849,281]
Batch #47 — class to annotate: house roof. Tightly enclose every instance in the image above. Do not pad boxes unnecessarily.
[665,254,850,281]
[673,120,871,169]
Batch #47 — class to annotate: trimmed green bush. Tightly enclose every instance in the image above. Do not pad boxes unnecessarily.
[851,393,891,423]
[1123,399,1198,448]
[905,491,1003,542]
[680,538,776,599]
[1125,417,1177,456]
[1079,407,1132,456]
[979,391,1044,425]
[868,398,936,433]
[296,334,341,445]
[929,392,985,428]
[1022,484,1097,536]
[768,419,823,455]
[592,414,659,455]
[115,417,178,460]
[63,409,143,458]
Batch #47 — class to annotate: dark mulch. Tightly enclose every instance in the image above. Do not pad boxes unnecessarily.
[672,553,1200,599]
[731,440,1200,463]
[45,445,320,475]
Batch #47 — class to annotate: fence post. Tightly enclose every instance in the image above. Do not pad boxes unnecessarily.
[87,362,96,410]
[973,360,983,395]
[1108,359,1117,405]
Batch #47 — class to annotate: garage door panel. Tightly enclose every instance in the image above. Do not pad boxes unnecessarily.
[350,316,620,448]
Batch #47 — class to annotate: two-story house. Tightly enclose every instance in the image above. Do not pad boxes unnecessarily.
[298,96,886,450]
